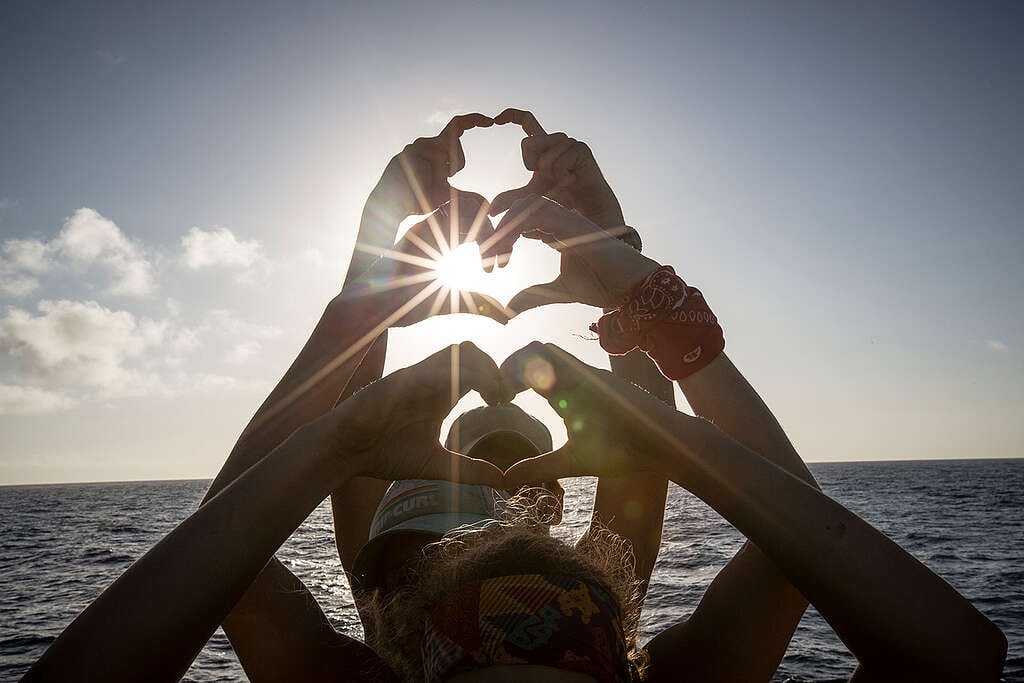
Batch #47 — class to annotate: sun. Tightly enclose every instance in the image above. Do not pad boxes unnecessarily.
[431,242,487,293]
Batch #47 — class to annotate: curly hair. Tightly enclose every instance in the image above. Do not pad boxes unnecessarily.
[361,489,647,681]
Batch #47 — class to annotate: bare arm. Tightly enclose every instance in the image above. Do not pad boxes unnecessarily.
[645,353,813,681]
[487,110,674,590]
[24,343,506,683]
[586,350,671,590]
[503,343,1008,682]
[214,115,499,680]
[215,189,402,681]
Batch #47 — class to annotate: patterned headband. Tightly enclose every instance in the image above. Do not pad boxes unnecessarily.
[422,573,631,682]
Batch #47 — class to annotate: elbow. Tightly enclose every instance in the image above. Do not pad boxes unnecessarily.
[976,621,1008,682]
[929,618,1007,682]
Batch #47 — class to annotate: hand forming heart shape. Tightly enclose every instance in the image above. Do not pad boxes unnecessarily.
[386,108,652,317]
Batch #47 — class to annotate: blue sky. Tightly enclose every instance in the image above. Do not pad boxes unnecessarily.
[1,1,1021,484]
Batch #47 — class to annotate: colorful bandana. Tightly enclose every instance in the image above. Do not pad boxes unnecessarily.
[591,265,725,380]
[422,574,630,682]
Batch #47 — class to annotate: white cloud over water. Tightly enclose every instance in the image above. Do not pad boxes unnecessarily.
[0,299,166,390]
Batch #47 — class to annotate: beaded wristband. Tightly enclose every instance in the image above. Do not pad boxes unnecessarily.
[590,266,724,380]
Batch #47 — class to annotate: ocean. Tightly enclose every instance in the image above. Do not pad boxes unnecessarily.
[1,459,1021,682]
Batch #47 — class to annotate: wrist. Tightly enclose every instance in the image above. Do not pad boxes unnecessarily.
[366,185,413,222]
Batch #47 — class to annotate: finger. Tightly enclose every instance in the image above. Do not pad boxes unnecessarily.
[446,191,499,273]
[489,175,547,216]
[439,113,493,177]
[494,108,547,136]
[503,445,583,489]
[416,144,457,204]
[413,192,489,256]
[500,341,589,398]
[439,112,494,139]
[506,278,577,315]
[439,290,513,326]
[481,192,556,266]
[420,447,506,489]
[422,341,505,409]
[549,143,583,188]
[523,133,569,173]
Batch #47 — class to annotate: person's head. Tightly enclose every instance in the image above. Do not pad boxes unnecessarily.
[363,516,645,682]
[352,404,563,594]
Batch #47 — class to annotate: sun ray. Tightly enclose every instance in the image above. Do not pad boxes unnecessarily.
[449,342,460,419]
[477,194,548,255]
[402,228,443,262]
[424,210,451,259]
[427,283,451,318]
[398,154,436,217]
[248,278,446,432]
[354,242,438,271]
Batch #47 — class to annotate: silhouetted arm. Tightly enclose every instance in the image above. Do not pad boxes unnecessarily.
[585,349,671,592]
[24,342,504,683]
[645,353,814,682]
[503,343,1008,682]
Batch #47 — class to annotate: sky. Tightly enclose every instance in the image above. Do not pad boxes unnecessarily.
[0,1,1021,485]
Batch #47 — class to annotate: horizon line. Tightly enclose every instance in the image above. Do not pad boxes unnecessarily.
[2,455,1022,488]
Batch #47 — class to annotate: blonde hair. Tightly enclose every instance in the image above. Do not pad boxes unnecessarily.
[362,490,647,681]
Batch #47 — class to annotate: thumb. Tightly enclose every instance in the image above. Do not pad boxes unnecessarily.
[443,290,515,325]
[490,176,547,216]
[507,277,577,315]
[450,188,490,215]
[503,444,583,489]
[423,447,506,489]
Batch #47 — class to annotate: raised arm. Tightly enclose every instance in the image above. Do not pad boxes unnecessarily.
[24,342,508,683]
[328,113,495,574]
[211,117,505,678]
[490,108,670,589]
[502,342,1008,682]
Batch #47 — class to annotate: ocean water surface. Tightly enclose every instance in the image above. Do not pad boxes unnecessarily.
[1,459,1021,681]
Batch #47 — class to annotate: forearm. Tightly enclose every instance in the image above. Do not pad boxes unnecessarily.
[678,352,813,485]
[26,423,355,683]
[663,416,1006,679]
[590,350,671,587]
[348,190,407,285]
[677,352,812,669]
[204,294,375,500]
[206,188,403,503]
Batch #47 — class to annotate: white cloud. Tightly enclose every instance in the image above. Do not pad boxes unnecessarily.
[0,384,75,415]
[0,272,40,297]
[0,198,15,211]
[171,328,200,354]
[0,209,153,299]
[0,239,53,297]
[225,341,261,364]
[203,309,281,340]
[56,208,154,296]
[0,299,165,391]
[985,339,1009,353]
[181,227,261,270]
[4,239,53,273]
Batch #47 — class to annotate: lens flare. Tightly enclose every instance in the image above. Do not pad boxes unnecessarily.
[523,356,556,392]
